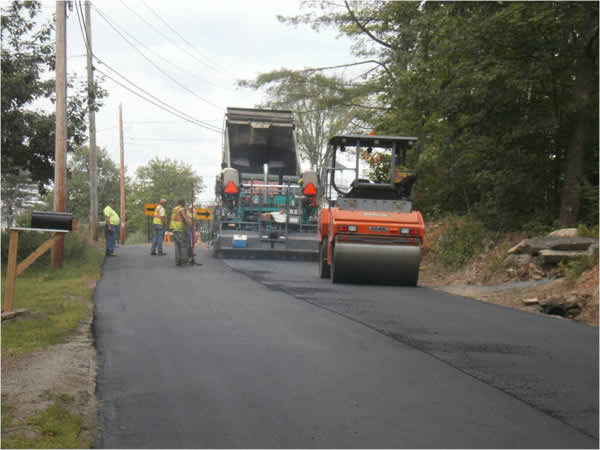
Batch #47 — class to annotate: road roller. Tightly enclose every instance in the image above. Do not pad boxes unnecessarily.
[318,134,425,285]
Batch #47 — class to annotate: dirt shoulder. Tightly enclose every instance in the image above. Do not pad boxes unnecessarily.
[1,301,97,446]
[419,246,599,327]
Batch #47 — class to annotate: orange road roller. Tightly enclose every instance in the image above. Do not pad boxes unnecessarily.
[318,134,425,285]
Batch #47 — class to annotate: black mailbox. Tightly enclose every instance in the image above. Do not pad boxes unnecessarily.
[31,211,73,231]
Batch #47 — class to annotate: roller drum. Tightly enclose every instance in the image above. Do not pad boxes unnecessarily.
[331,242,421,285]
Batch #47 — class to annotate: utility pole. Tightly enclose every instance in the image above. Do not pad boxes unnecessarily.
[85,0,98,241]
[119,104,126,243]
[51,0,67,269]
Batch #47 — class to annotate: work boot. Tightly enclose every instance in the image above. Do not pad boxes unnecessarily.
[150,252,157,256]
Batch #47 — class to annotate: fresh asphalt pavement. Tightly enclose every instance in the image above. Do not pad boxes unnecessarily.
[93,245,598,448]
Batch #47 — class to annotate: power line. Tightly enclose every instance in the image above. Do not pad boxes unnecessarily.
[118,0,228,75]
[74,2,222,134]
[96,66,222,133]
[91,1,233,92]
[126,138,212,143]
[138,0,231,74]
[91,2,221,109]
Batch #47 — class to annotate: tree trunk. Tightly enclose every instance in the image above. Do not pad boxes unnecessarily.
[558,108,586,226]
[559,23,597,226]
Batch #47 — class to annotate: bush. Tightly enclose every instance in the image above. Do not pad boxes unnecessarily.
[126,229,150,245]
[1,230,94,270]
[521,219,559,237]
[577,224,599,239]
[560,256,596,281]
[1,230,51,268]
[436,216,486,269]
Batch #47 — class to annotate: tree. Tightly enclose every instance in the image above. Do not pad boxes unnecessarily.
[66,145,120,223]
[127,158,204,236]
[1,1,107,192]
[277,1,599,228]
[238,70,372,198]
[0,170,44,228]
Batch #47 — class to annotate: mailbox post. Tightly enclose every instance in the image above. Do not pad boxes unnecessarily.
[2,212,72,316]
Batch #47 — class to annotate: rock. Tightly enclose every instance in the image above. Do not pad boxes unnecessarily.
[539,249,592,265]
[507,240,527,255]
[528,262,545,276]
[547,237,596,252]
[547,228,578,238]
[565,294,579,306]
[509,237,596,256]
[539,296,563,307]
[566,306,582,317]
[522,297,539,305]
[504,254,532,266]
[590,243,599,261]
[540,237,594,253]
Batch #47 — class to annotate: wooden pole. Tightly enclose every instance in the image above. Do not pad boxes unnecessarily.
[51,1,67,269]
[3,230,19,313]
[119,104,126,243]
[85,0,98,241]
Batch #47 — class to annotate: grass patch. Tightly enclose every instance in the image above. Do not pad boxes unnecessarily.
[1,233,102,448]
[435,216,487,269]
[125,229,150,245]
[560,255,597,281]
[1,233,104,360]
[1,395,90,449]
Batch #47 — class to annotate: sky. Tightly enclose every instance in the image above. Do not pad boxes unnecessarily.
[36,0,358,205]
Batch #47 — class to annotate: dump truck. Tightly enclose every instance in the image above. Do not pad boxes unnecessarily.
[318,134,425,285]
[211,107,320,259]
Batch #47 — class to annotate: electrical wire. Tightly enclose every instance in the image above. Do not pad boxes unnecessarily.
[74,2,222,134]
[89,1,232,92]
[118,0,228,75]
[91,2,221,109]
[138,0,231,75]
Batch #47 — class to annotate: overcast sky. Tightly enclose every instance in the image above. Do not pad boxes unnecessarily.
[36,0,356,204]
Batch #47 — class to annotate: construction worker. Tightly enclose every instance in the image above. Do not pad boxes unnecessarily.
[171,199,192,266]
[103,199,120,256]
[187,205,195,259]
[150,198,168,256]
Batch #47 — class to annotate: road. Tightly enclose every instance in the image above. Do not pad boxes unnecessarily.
[93,245,598,448]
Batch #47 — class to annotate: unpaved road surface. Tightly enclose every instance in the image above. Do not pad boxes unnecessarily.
[94,246,598,448]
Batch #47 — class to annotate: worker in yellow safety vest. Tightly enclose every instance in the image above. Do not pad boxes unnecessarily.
[150,198,168,256]
[171,199,193,266]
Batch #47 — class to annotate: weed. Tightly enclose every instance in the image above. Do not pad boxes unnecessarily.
[1,234,103,359]
[1,397,89,449]
[126,229,150,245]
[577,224,599,239]
[436,216,486,269]
[560,256,596,281]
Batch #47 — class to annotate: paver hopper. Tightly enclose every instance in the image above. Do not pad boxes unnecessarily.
[318,135,425,285]
[211,107,319,259]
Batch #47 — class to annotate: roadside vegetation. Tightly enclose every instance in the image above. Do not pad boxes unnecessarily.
[1,231,103,449]
[1,393,90,449]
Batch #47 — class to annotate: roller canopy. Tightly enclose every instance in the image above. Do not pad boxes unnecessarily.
[328,135,418,148]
